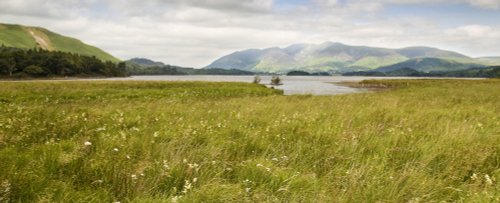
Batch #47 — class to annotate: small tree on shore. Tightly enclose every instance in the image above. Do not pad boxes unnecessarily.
[253,75,261,84]
[270,76,282,85]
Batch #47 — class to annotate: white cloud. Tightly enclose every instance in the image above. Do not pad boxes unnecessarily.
[466,0,500,9]
[0,0,500,67]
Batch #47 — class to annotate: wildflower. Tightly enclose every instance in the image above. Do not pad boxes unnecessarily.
[271,157,279,161]
[113,148,119,152]
[266,167,271,172]
[188,163,199,169]
[485,174,493,185]
[140,173,145,177]
[171,196,181,203]
[126,155,131,159]
[84,141,92,146]
[182,180,192,194]
[131,174,137,180]
[245,188,251,193]
[153,132,159,137]
[193,178,198,183]
[471,173,478,181]
[281,156,289,161]
[256,163,263,167]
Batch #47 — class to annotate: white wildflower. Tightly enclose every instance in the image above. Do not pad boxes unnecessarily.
[485,174,493,185]
[84,141,92,146]
[245,188,251,193]
[171,196,181,203]
[188,163,199,169]
[113,148,119,152]
[193,177,198,183]
[471,173,478,181]
[256,163,263,167]
[182,180,192,194]
[131,174,137,180]
[271,157,279,161]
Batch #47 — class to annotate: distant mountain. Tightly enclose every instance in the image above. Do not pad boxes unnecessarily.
[0,23,119,62]
[374,58,485,73]
[206,42,491,73]
[476,57,500,66]
[128,58,166,67]
[344,66,500,78]
[125,58,254,75]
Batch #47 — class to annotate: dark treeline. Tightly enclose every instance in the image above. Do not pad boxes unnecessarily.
[0,46,127,78]
[343,67,500,78]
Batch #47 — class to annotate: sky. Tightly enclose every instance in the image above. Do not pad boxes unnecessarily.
[1,0,500,67]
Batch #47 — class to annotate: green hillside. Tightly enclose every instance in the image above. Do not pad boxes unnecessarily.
[0,23,119,62]
[375,58,485,73]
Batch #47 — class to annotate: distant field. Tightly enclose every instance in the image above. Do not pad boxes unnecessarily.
[0,80,499,202]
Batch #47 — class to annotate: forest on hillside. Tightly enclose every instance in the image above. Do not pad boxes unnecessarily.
[0,46,127,78]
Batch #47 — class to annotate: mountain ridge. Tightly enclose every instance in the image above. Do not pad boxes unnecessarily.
[206,42,492,73]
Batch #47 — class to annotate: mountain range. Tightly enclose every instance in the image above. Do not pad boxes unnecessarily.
[206,42,500,73]
[0,23,119,62]
[125,58,254,75]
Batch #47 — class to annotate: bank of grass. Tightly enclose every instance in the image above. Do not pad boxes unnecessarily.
[0,79,499,202]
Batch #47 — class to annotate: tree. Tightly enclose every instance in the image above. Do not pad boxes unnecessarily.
[4,58,16,77]
[270,76,282,85]
[23,65,46,76]
[253,75,261,84]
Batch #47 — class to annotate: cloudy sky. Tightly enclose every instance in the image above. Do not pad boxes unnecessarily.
[1,0,500,67]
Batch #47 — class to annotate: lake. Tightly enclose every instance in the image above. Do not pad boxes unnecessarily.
[107,75,429,95]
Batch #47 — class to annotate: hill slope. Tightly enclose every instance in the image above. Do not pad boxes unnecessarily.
[125,58,254,75]
[374,58,485,73]
[0,23,119,62]
[206,42,489,73]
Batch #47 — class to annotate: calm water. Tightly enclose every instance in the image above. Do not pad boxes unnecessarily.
[107,75,430,95]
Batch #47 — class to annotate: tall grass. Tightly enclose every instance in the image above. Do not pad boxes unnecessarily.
[0,79,499,202]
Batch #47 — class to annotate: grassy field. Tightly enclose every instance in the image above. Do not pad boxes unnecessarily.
[0,79,499,202]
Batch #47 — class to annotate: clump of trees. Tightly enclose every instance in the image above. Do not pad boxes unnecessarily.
[253,75,261,84]
[0,46,127,78]
[270,76,282,85]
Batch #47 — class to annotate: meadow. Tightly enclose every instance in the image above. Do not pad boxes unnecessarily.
[0,79,499,202]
